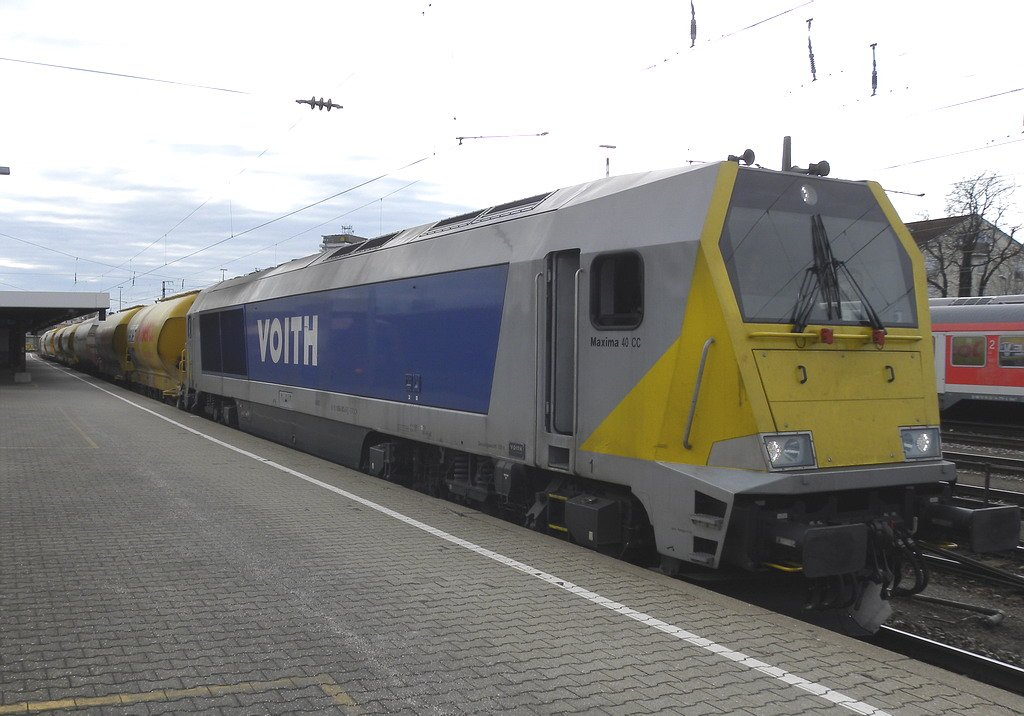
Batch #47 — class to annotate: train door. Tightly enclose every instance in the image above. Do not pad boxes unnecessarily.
[539,249,580,470]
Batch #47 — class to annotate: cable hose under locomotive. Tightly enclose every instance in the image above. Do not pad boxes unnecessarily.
[869,521,929,598]
[891,526,929,596]
[805,522,930,611]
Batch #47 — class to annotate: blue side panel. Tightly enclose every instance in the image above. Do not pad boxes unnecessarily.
[244,264,509,414]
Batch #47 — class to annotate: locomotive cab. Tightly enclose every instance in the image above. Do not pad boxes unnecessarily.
[580,162,1019,631]
[704,166,1018,624]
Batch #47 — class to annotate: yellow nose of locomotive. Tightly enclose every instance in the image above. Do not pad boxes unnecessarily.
[582,161,941,472]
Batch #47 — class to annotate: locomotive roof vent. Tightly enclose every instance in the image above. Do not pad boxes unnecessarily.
[478,191,552,220]
[351,232,401,254]
[325,243,362,260]
[422,209,486,236]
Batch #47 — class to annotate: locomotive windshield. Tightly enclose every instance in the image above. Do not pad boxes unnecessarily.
[719,169,918,328]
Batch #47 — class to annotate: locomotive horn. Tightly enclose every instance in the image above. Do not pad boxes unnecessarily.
[728,149,755,165]
[807,160,830,177]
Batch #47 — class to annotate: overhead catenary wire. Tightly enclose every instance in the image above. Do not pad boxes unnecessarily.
[105,154,434,292]
[934,86,1024,111]
[4,2,1022,296]
[0,56,249,94]
[216,178,423,276]
[0,229,180,281]
[882,136,1024,170]
[643,0,815,70]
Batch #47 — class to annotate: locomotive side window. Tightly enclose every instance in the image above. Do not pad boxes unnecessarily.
[199,312,222,372]
[219,309,247,375]
[998,335,1024,367]
[590,251,643,329]
[199,308,248,376]
[950,335,986,367]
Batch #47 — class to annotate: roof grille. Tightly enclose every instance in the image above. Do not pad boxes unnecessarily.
[423,209,485,235]
[421,192,552,237]
[352,232,400,253]
[326,232,401,261]
[480,192,550,219]
[326,243,362,260]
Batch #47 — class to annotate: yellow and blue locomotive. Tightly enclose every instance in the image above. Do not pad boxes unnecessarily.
[50,155,1020,633]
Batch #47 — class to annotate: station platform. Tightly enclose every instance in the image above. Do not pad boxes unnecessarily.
[2,355,1021,715]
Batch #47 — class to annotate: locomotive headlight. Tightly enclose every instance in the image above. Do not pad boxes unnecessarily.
[800,183,818,206]
[762,432,816,470]
[900,427,941,460]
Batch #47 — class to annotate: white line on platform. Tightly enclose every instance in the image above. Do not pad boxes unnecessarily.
[48,361,889,716]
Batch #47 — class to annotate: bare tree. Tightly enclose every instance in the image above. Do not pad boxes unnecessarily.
[942,173,1020,297]
[920,230,955,297]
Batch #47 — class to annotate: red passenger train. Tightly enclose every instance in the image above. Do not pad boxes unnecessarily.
[930,295,1024,409]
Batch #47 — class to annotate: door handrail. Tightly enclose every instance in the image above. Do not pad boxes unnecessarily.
[571,267,583,472]
[535,271,544,436]
[683,337,715,450]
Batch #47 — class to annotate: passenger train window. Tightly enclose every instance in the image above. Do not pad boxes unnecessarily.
[590,251,643,329]
[999,335,1024,368]
[950,336,986,367]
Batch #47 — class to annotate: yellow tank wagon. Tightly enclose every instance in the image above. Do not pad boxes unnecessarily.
[94,306,144,381]
[126,291,198,399]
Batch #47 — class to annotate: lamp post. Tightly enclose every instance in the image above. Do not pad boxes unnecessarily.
[599,145,616,178]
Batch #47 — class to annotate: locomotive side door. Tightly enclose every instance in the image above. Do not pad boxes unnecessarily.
[539,249,580,470]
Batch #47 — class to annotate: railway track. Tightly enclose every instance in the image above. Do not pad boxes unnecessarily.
[870,626,1024,696]
[943,450,1024,477]
[942,429,1024,450]
[942,418,1024,433]
[919,546,1024,590]
[952,482,1024,508]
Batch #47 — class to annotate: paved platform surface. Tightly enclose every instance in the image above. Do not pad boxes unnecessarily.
[2,356,1022,715]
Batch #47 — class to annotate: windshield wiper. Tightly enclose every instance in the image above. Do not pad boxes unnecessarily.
[790,214,885,334]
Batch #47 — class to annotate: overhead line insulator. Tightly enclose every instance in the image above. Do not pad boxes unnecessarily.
[295,96,343,111]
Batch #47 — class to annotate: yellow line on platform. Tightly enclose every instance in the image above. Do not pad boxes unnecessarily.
[58,406,98,448]
[0,674,359,714]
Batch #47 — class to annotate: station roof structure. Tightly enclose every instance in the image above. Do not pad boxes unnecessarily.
[0,291,109,332]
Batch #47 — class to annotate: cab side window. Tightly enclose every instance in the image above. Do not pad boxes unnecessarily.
[590,251,643,329]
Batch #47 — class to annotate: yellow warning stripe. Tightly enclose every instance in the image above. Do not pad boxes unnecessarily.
[0,674,358,714]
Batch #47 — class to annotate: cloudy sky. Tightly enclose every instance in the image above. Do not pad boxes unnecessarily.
[1,0,1022,310]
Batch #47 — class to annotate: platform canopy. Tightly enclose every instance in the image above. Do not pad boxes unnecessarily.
[0,291,109,333]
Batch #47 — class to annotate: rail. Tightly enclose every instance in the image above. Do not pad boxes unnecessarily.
[870,626,1024,696]
[683,337,714,450]
[952,482,1024,508]
[943,450,1024,477]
